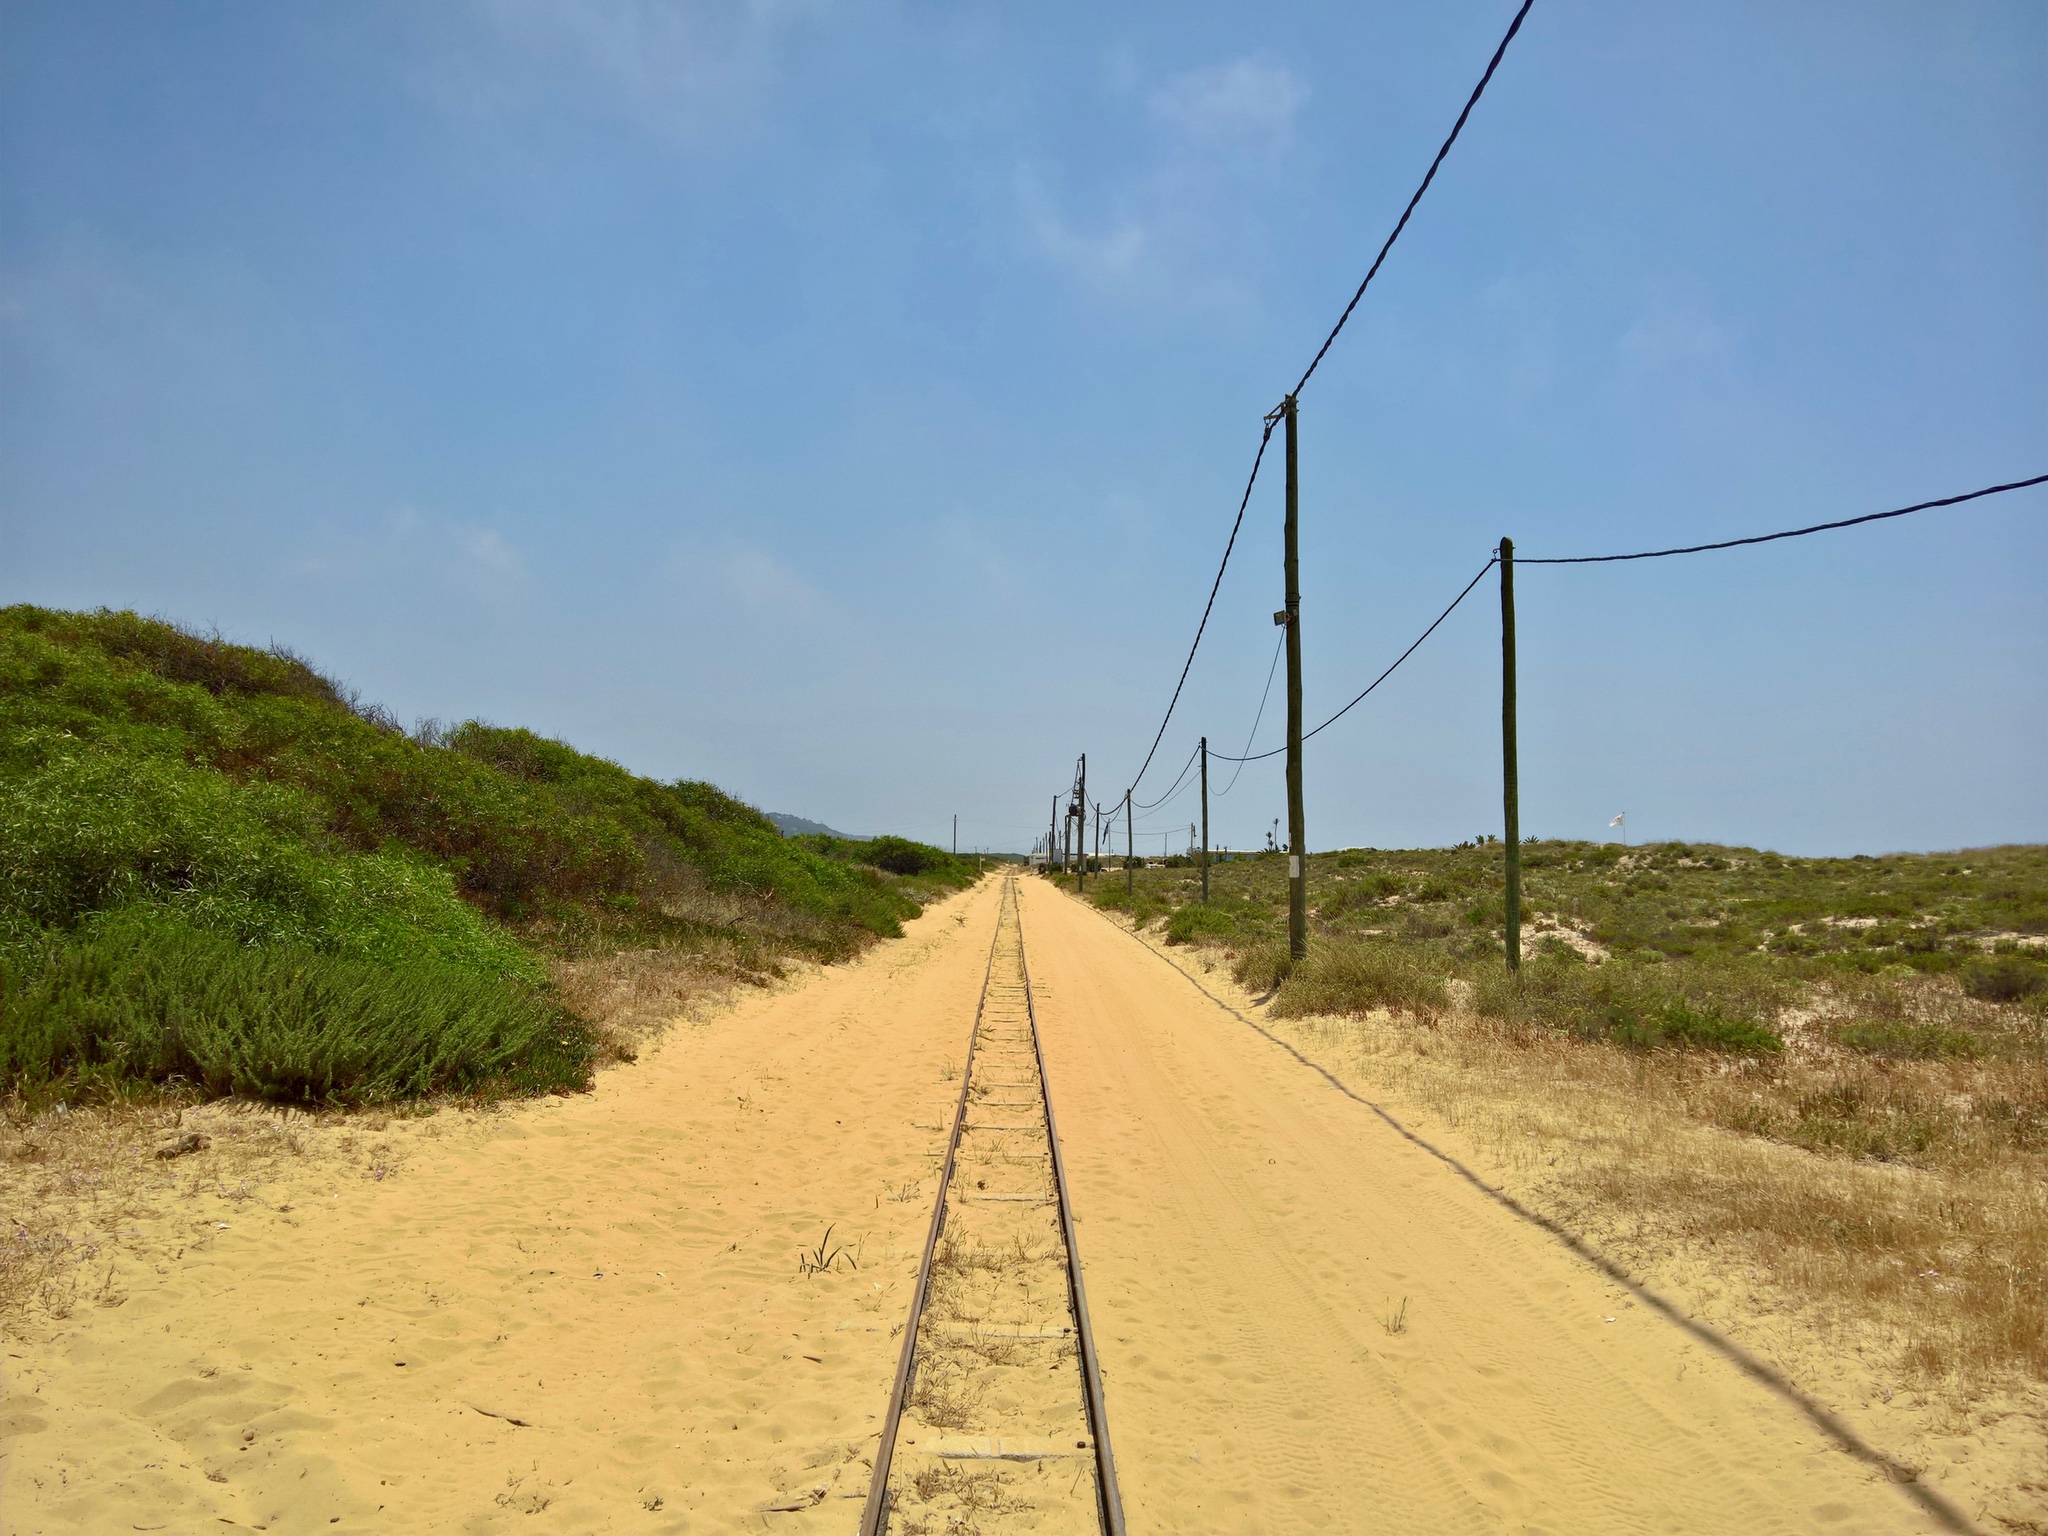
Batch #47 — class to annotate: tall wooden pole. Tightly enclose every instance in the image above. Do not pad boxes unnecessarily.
[1282,396,1307,963]
[1500,537,1521,972]
[1076,755,1086,892]
[1199,737,1211,903]
[1125,790,1134,899]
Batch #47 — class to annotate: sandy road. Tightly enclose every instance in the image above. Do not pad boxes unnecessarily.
[1018,877,1945,1536]
[4,878,1006,1534]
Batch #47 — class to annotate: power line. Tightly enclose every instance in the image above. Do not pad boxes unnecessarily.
[1121,419,1277,799]
[1291,0,1537,399]
[1117,3,1536,802]
[1215,629,1286,796]
[1132,741,1202,811]
[1519,474,2047,565]
[1211,557,1498,762]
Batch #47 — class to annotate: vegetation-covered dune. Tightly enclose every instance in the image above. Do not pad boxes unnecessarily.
[0,606,974,1106]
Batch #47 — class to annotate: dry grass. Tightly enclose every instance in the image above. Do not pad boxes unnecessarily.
[906,1352,984,1430]
[1272,1005,2044,1393]
[550,938,810,1065]
[896,1463,1029,1535]
[1113,912,2048,1527]
[0,1094,350,1327]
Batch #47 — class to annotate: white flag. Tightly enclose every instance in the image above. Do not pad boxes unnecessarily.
[1609,813,1625,827]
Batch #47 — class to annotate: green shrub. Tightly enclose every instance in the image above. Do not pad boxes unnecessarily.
[1166,902,1239,946]
[1232,940,1294,994]
[1963,957,2047,1003]
[1271,939,1449,1020]
[0,752,538,980]
[861,835,950,877]
[0,607,920,945]
[1627,999,1783,1055]
[1472,958,1784,1054]
[0,918,588,1105]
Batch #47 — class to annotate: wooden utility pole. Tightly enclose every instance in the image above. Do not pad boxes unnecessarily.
[1125,790,1134,899]
[1500,537,1521,972]
[1199,736,1211,903]
[1075,755,1086,892]
[1050,794,1059,874]
[1281,395,1307,962]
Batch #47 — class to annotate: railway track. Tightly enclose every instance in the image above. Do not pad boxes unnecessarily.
[861,873,1125,1536]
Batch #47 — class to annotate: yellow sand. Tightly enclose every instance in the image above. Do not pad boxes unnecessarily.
[1014,878,1953,1535]
[0,873,1979,1532]
[3,881,1004,1533]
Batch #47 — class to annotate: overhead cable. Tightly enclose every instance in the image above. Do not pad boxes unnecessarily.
[1291,0,1537,399]
[1215,629,1287,796]
[1211,557,1498,763]
[1518,474,2048,564]
[1119,3,1537,802]
[1132,741,1203,811]
[1120,419,1278,797]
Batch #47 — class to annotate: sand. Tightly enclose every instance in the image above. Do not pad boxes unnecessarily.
[0,871,1985,1533]
[3,879,1004,1533]
[1014,877,1956,1535]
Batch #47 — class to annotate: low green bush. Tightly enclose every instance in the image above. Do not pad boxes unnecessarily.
[1165,902,1239,946]
[1472,958,1785,1054]
[1232,939,1293,994]
[0,751,539,981]
[860,835,951,877]
[0,605,963,1105]
[1271,939,1450,1020]
[1963,957,2047,1003]
[0,918,588,1105]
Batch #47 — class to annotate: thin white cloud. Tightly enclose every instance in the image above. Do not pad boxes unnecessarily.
[1148,57,1307,153]
[1016,169,1146,283]
[717,544,827,616]
[425,0,827,142]
[291,508,529,599]
[454,524,525,584]
[1016,53,1306,306]
[1619,303,1731,372]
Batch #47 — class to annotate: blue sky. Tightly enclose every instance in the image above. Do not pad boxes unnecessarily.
[3,1,2043,856]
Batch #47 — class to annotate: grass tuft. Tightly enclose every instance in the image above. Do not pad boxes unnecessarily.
[1272,939,1449,1021]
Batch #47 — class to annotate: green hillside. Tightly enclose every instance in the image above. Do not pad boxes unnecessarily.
[0,606,973,1106]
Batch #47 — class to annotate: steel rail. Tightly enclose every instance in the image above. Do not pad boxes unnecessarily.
[858,893,1004,1536]
[1017,900,1128,1536]
[859,874,1126,1536]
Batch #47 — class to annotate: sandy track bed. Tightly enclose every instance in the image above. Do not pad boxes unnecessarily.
[2,878,1003,1534]
[1017,877,1950,1535]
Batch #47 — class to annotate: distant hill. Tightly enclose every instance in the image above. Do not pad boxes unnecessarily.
[767,811,861,839]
